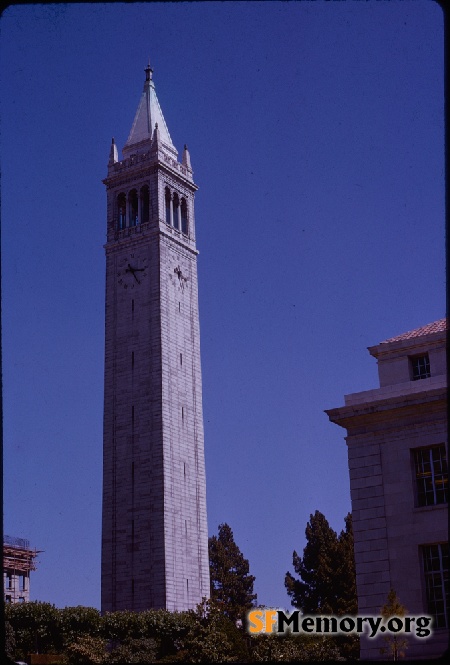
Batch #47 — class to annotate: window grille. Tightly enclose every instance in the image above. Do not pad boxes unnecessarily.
[422,543,449,629]
[414,445,448,507]
[411,354,431,380]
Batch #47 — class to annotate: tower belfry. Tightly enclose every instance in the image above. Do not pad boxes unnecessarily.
[101,65,210,612]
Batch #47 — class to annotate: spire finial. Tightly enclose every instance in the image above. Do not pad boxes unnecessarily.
[145,59,153,82]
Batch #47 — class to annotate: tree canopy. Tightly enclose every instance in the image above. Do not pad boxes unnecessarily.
[209,522,257,623]
[285,510,356,615]
[380,588,409,660]
[285,511,358,660]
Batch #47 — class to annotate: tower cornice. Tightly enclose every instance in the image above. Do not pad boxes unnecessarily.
[104,229,199,257]
[103,157,197,192]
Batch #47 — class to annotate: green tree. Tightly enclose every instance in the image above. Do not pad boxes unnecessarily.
[335,513,357,615]
[285,511,341,614]
[5,621,16,660]
[65,635,106,665]
[60,606,102,647]
[251,633,343,662]
[138,609,194,660]
[101,609,144,643]
[175,599,249,663]
[101,608,194,661]
[285,511,356,615]
[209,523,257,624]
[106,637,158,663]
[285,511,358,660]
[380,588,408,660]
[5,601,63,659]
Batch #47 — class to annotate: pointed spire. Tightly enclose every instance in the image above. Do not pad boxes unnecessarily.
[109,137,118,164]
[182,144,192,170]
[123,63,176,157]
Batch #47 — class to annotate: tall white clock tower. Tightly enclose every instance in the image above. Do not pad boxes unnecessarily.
[101,64,210,612]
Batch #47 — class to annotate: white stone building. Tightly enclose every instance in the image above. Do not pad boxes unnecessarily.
[326,319,448,659]
[101,64,210,613]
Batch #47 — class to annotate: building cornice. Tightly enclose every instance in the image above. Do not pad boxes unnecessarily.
[104,220,198,256]
[325,385,447,432]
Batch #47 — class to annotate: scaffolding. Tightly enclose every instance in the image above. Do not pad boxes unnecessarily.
[3,534,42,603]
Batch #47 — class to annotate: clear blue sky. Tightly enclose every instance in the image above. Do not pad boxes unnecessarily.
[1,2,444,610]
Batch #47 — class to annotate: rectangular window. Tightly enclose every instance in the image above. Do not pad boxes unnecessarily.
[5,595,11,604]
[5,573,12,589]
[19,574,26,591]
[411,354,431,380]
[414,444,448,507]
[18,597,25,603]
[422,543,449,629]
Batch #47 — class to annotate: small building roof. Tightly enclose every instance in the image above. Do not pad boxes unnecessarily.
[380,318,447,344]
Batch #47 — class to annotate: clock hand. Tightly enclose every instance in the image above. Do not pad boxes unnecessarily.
[132,272,140,284]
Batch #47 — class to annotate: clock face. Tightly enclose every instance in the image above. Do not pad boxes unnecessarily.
[117,251,149,289]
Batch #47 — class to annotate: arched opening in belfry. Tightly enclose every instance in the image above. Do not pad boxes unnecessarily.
[165,187,171,226]
[181,198,188,235]
[173,193,180,230]
[117,193,126,230]
[129,189,138,227]
[140,185,150,225]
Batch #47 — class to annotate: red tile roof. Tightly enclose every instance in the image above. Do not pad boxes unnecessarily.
[380,318,447,344]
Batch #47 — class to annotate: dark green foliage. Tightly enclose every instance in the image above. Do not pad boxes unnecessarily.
[106,637,158,663]
[140,609,194,658]
[102,608,194,661]
[5,620,16,659]
[5,601,63,659]
[5,603,197,664]
[209,523,257,623]
[175,600,250,663]
[60,606,102,646]
[285,511,359,660]
[285,511,356,615]
[101,609,144,642]
[250,633,343,662]
[335,513,357,615]
[4,595,356,662]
